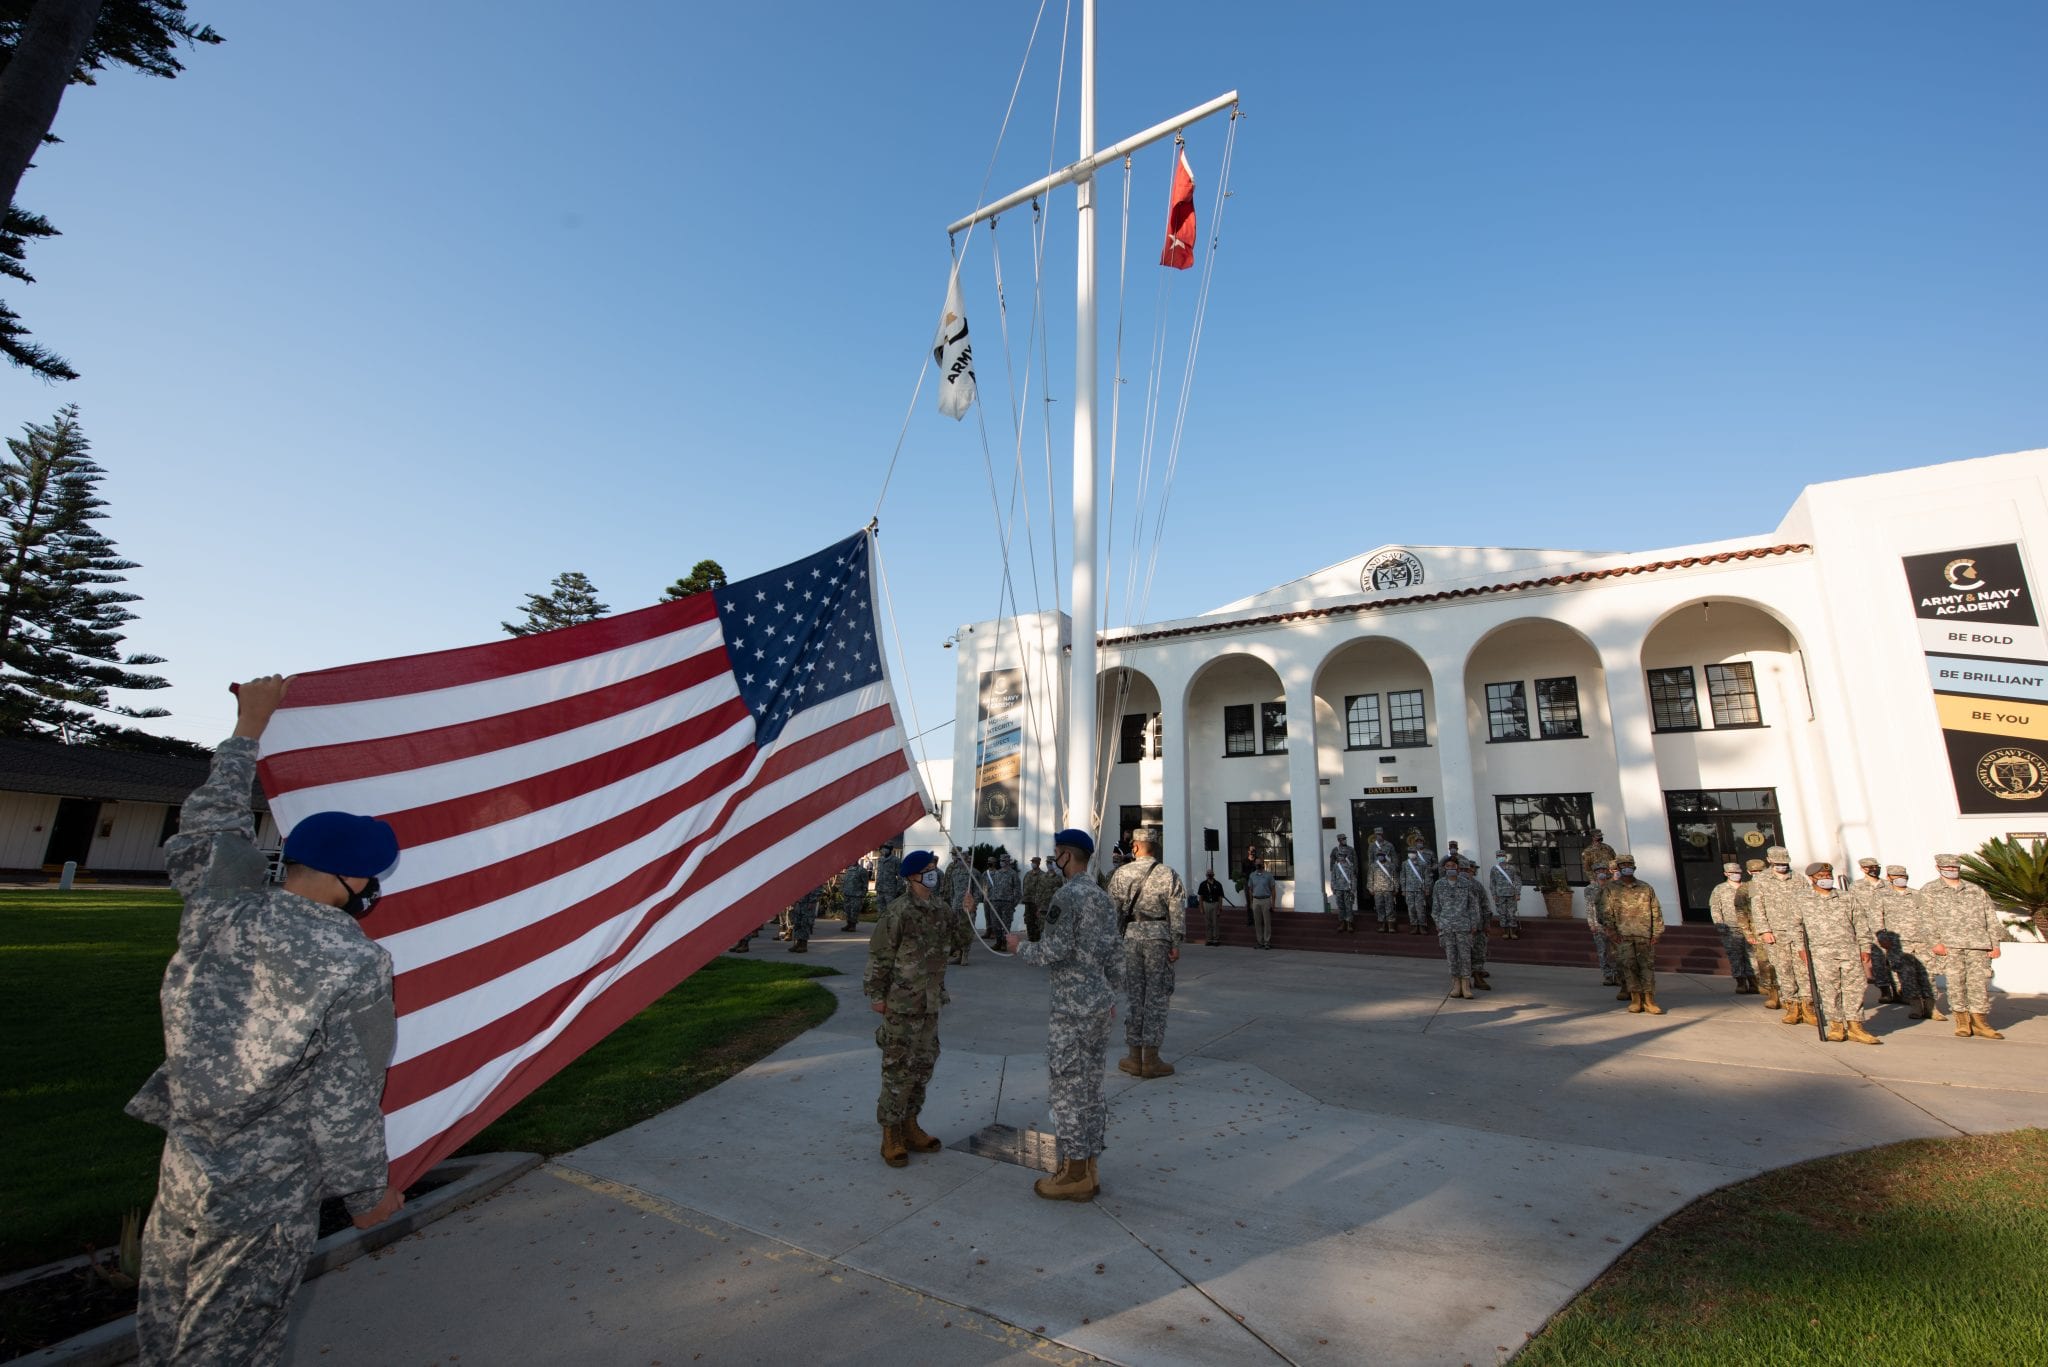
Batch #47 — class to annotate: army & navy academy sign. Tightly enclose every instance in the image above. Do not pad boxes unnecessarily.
[1903,541,2048,813]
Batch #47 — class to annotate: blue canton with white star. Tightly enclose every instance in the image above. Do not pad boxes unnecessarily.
[713,531,883,747]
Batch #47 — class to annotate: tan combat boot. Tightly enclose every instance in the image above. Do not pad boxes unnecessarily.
[1616,985,1632,1001]
[1641,994,1666,1016]
[1762,989,1781,1009]
[1968,1013,2004,1040]
[1033,1158,1095,1201]
[1117,1046,1144,1076]
[881,1123,908,1168]
[1451,977,1468,998]
[1781,1001,1803,1025]
[1954,1014,1973,1037]
[901,1113,943,1153]
[1824,1021,1847,1042]
[1140,1045,1175,1078]
[1800,1002,1821,1026]
[1844,1021,1882,1045]
[1929,1000,1949,1022]
[1627,992,1645,1014]
[1084,1156,1101,1196]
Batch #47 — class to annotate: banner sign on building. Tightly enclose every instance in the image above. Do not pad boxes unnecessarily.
[973,668,1023,827]
[1903,542,2048,813]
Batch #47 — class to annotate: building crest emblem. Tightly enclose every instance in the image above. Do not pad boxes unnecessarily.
[1362,550,1425,593]
[1976,747,2048,802]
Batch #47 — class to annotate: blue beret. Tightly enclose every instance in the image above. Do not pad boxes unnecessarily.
[283,811,399,878]
[899,850,937,878]
[1053,828,1094,856]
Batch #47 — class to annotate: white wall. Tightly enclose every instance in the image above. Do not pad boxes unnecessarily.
[0,792,59,867]
[87,802,174,872]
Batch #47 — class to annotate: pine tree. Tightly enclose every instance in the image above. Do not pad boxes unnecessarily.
[0,405,169,737]
[502,571,608,637]
[663,558,727,600]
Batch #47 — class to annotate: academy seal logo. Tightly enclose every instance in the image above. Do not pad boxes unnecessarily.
[1944,558,1985,591]
[1975,746,2048,802]
[1362,550,1425,592]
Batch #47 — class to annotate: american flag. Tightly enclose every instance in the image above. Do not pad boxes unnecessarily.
[256,530,927,1191]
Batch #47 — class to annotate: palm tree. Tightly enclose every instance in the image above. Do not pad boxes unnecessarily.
[1957,838,2047,942]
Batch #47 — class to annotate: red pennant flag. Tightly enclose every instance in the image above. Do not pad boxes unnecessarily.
[1159,147,1196,270]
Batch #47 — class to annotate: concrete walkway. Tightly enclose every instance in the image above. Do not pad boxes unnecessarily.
[282,932,2048,1367]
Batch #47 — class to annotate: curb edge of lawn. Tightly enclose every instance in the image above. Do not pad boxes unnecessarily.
[6,1151,542,1367]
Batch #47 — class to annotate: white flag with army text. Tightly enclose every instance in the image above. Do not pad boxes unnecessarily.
[932,267,976,420]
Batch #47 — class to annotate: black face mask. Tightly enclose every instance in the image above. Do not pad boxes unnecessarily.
[336,874,382,919]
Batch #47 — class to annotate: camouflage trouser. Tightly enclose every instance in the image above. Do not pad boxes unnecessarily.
[1613,936,1657,994]
[1404,891,1430,928]
[1024,902,1046,942]
[1471,927,1488,973]
[1332,888,1357,923]
[1439,929,1473,977]
[1496,896,1519,932]
[1715,926,1753,980]
[1809,952,1864,1026]
[1372,890,1397,925]
[1747,939,1779,997]
[137,1201,318,1367]
[1047,1008,1112,1161]
[844,895,863,928]
[790,902,817,943]
[1591,918,1616,982]
[1896,942,1934,1004]
[875,1010,940,1123]
[1199,899,1221,942]
[988,900,1017,944]
[1942,948,1995,1013]
[1123,938,1176,1047]
[1870,932,1900,994]
[1763,935,1806,1002]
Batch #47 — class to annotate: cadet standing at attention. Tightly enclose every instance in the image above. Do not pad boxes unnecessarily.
[1923,853,2006,1039]
[1740,857,1780,1006]
[1008,830,1125,1201]
[1488,851,1522,938]
[1431,854,1485,998]
[1400,840,1433,935]
[1585,864,1616,987]
[1708,860,1757,994]
[865,850,972,1167]
[128,677,406,1367]
[1599,854,1666,1014]
[1880,864,1942,1022]
[1797,862,1881,1044]
[1021,855,1054,942]
[839,856,870,932]
[1847,856,1900,1002]
[1329,836,1359,932]
[786,881,821,952]
[1366,827,1400,932]
[1108,829,1186,1078]
[1753,846,1815,1026]
[876,843,905,905]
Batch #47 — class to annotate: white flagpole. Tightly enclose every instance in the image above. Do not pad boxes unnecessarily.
[1067,0,1098,839]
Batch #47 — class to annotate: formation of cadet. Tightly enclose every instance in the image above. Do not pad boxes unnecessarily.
[1847,857,1899,1001]
[1597,853,1667,1013]
[1431,855,1486,997]
[1708,860,1760,993]
[1020,855,1056,942]
[129,677,405,1367]
[1195,867,1226,945]
[1487,850,1522,938]
[1007,829,1125,1201]
[1751,847,1815,1025]
[1328,834,1359,931]
[1399,837,1434,934]
[865,849,973,1168]
[1365,827,1400,930]
[1108,829,1186,1078]
[785,882,822,952]
[839,856,870,931]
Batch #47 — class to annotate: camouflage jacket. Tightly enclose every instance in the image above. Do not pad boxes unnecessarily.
[987,866,1021,903]
[1430,875,1484,934]
[1749,874,1805,941]
[1486,862,1520,908]
[840,861,869,901]
[1846,876,1889,936]
[1796,891,1865,959]
[1918,878,2003,950]
[1580,841,1616,875]
[1365,838,1398,893]
[876,852,905,902]
[1399,851,1433,898]
[1330,843,1357,879]
[1019,870,1125,1013]
[1108,856,1187,944]
[1599,879,1664,939]
[865,890,969,1014]
[1873,885,1929,945]
[1020,867,1057,907]
[1708,880,1745,932]
[125,737,395,1226]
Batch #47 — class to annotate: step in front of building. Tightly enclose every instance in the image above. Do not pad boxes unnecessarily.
[1195,909,1732,974]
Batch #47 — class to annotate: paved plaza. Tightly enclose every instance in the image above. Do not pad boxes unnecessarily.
[282,930,2047,1366]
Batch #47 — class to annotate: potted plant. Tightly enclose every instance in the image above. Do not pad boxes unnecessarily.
[1540,869,1573,919]
[1959,837,2048,996]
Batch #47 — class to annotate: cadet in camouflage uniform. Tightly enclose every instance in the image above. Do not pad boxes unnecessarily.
[1598,854,1666,1014]
[1021,855,1054,942]
[876,844,905,902]
[1708,860,1756,993]
[1462,849,1494,990]
[1752,846,1815,1024]
[1008,829,1125,1201]
[1487,850,1521,938]
[1366,827,1399,931]
[987,853,1021,944]
[1739,858,1780,1005]
[1432,856,1485,998]
[1585,865,1617,986]
[1797,862,1880,1043]
[1847,857,1899,1001]
[128,677,404,1367]
[1108,830,1186,1078]
[942,852,974,964]
[1329,837,1359,931]
[1879,864,1941,1021]
[1579,830,1617,884]
[1923,854,2006,1039]
[1400,842,1434,934]
[839,857,869,931]
[787,881,822,951]
[865,850,972,1166]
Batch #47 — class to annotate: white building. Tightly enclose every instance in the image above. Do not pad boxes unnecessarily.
[944,449,2048,924]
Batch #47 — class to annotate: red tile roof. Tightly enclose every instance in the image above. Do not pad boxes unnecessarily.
[1103,543,1813,646]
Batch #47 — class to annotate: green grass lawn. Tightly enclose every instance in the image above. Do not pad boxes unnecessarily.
[1515,1129,2048,1366]
[0,889,837,1274]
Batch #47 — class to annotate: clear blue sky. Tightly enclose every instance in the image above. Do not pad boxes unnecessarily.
[5,1,2043,752]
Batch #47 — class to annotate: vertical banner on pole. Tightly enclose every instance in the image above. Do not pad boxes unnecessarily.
[975,669,1024,827]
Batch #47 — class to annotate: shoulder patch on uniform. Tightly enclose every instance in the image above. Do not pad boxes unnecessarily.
[1045,906,1062,924]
